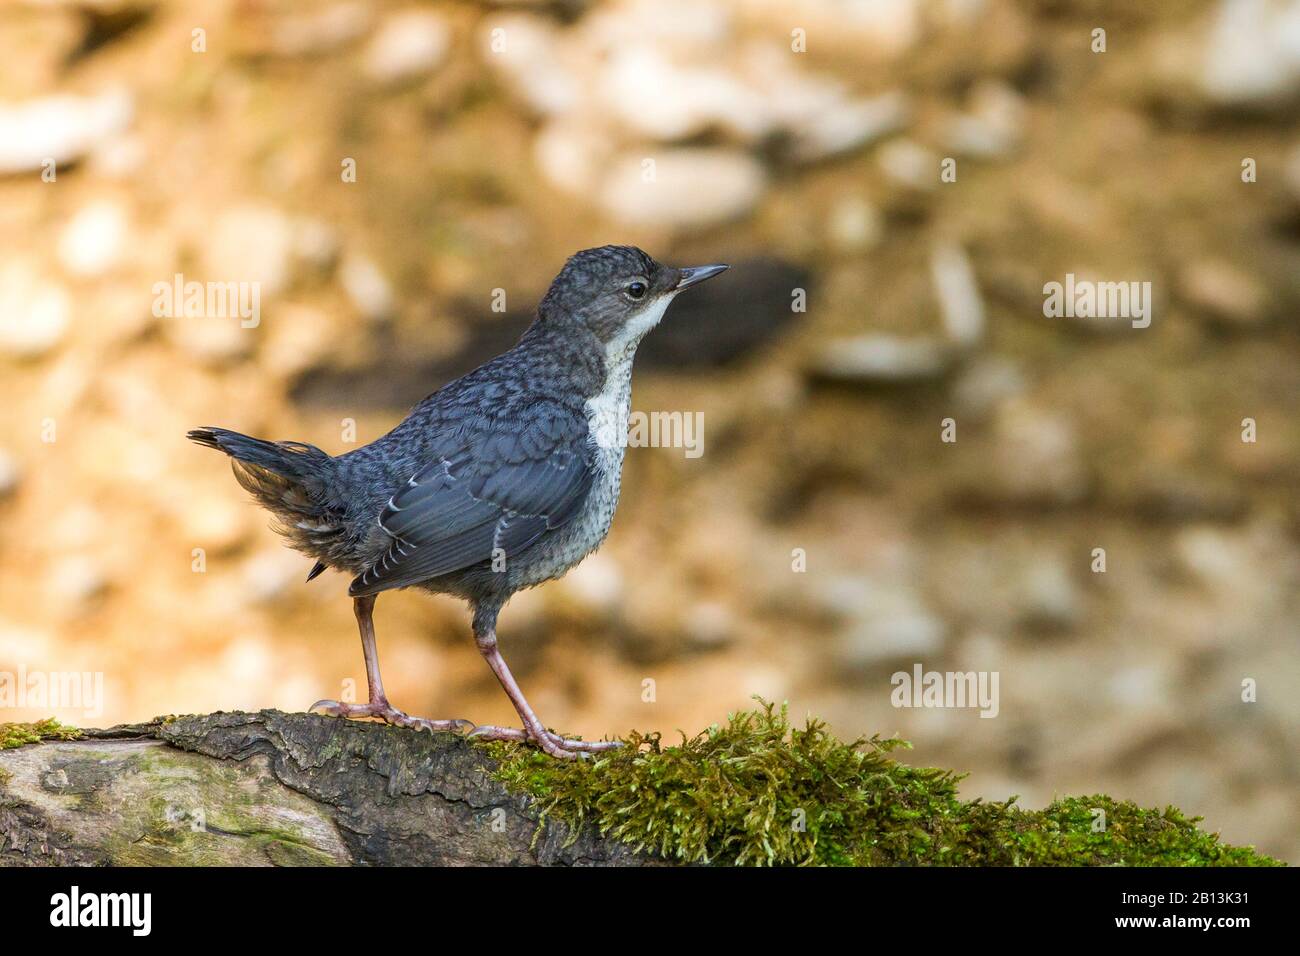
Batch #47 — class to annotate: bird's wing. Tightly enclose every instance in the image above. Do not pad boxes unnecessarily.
[348,402,594,596]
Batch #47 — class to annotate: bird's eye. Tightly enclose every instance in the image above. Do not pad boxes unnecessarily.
[625,281,647,300]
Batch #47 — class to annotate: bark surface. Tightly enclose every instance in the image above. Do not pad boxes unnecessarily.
[0,711,652,866]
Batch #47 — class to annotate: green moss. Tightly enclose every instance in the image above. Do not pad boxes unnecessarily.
[483,700,1281,867]
[0,718,83,750]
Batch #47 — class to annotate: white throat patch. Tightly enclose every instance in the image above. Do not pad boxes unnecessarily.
[586,292,677,452]
[606,293,676,363]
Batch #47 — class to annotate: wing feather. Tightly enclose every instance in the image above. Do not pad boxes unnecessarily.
[349,403,593,596]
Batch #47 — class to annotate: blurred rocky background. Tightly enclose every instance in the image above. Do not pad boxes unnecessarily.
[1,0,1297,861]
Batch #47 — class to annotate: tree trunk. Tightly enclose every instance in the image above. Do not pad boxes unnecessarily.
[0,711,653,866]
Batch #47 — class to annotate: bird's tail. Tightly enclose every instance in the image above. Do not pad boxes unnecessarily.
[187,427,342,573]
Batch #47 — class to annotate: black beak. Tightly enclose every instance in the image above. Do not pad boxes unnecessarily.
[674,263,729,291]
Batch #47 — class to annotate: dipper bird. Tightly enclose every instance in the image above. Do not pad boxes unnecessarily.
[189,246,727,758]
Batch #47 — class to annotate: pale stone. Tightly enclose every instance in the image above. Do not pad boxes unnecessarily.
[339,254,394,323]
[204,204,295,296]
[787,91,910,163]
[991,399,1088,504]
[596,47,768,142]
[46,555,108,607]
[533,119,613,195]
[598,148,765,230]
[558,553,624,612]
[931,242,984,347]
[480,15,581,117]
[363,10,451,86]
[944,80,1026,159]
[271,3,372,57]
[57,200,129,278]
[0,263,71,358]
[1201,0,1300,104]
[1178,258,1268,326]
[0,89,133,175]
[827,196,883,251]
[812,335,954,383]
[878,138,938,189]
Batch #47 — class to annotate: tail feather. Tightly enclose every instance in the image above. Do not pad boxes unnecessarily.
[188,426,344,569]
[187,427,330,485]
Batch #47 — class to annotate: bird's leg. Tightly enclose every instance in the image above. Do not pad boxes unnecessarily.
[309,594,473,734]
[466,622,621,758]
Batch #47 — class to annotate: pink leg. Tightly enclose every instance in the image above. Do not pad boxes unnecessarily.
[466,626,621,758]
[310,595,473,735]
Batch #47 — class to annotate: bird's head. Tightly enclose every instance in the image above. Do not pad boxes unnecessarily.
[540,245,728,359]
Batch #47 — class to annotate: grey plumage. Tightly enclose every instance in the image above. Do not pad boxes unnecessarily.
[188,245,727,757]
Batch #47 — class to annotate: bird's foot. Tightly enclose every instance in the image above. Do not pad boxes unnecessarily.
[308,698,474,735]
[308,699,620,758]
[468,723,622,759]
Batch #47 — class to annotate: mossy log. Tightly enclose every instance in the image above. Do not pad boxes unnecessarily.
[0,711,650,866]
[0,706,1279,866]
